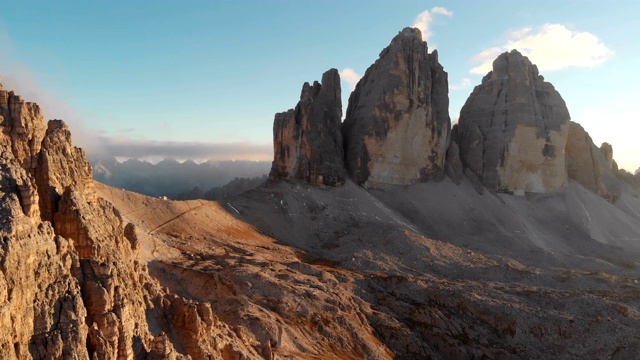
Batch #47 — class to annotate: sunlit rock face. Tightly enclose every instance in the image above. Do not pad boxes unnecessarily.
[457,50,570,194]
[565,121,621,202]
[0,83,258,360]
[0,86,46,172]
[269,68,346,187]
[342,27,451,188]
[0,87,46,218]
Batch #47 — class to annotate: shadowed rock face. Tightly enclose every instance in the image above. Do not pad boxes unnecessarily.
[342,27,450,188]
[566,121,621,202]
[445,125,464,185]
[269,68,345,187]
[457,50,570,193]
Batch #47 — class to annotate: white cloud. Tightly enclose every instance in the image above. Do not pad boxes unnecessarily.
[506,27,532,39]
[450,78,472,91]
[340,68,361,91]
[95,136,272,161]
[578,108,639,173]
[470,24,614,75]
[412,7,453,42]
[431,7,453,16]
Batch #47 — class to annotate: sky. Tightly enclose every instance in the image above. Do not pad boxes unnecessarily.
[0,1,638,172]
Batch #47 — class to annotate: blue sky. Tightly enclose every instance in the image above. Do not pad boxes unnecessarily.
[1,1,638,171]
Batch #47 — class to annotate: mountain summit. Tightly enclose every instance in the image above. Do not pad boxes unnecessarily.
[342,27,450,187]
[456,50,571,194]
[269,68,345,187]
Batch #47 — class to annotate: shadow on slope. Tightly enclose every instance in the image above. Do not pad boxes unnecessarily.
[368,179,640,272]
[97,179,640,359]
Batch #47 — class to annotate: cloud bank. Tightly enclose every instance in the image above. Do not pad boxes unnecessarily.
[94,136,272,161]
[470,24,614,75]
[450,78,472,91]
[412,7,453,42]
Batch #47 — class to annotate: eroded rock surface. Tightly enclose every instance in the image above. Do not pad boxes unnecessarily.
[342,27,450,188]
[457,50,570,193]
[270,68,345,187]
[0,87,46,171]
[0,83,262,359]
[0,86,88,359]
[566,121,621,202]
[35,120,94,222]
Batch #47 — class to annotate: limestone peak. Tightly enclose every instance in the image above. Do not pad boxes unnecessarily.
[457,49,570,193]
[343,26,450,187]
[269,68,345,187]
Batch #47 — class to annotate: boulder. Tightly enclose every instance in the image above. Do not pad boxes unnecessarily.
[342,27,450,188]
[457,50,570,193]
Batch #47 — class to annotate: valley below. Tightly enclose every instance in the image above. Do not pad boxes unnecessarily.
[95,178,640,359]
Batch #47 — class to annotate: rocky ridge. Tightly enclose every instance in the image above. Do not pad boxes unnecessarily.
[0,85,259,359]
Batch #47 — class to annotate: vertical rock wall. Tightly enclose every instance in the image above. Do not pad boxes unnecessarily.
[269,68,345,187]
[0,86,89,359]
[342,27,451,188]
[457,50,570,194]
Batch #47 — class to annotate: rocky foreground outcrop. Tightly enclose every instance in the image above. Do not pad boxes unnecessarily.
[0,84,258,359]
[565,121,621,202]
[269,68,345,187]
[457,50,570,194]
[342,27,450,188]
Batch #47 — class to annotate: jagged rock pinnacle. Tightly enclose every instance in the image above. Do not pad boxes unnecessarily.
[342,27,450,187]
[269,68,345,187]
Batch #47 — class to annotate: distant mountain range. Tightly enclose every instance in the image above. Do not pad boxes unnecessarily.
[90,155,270,198]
